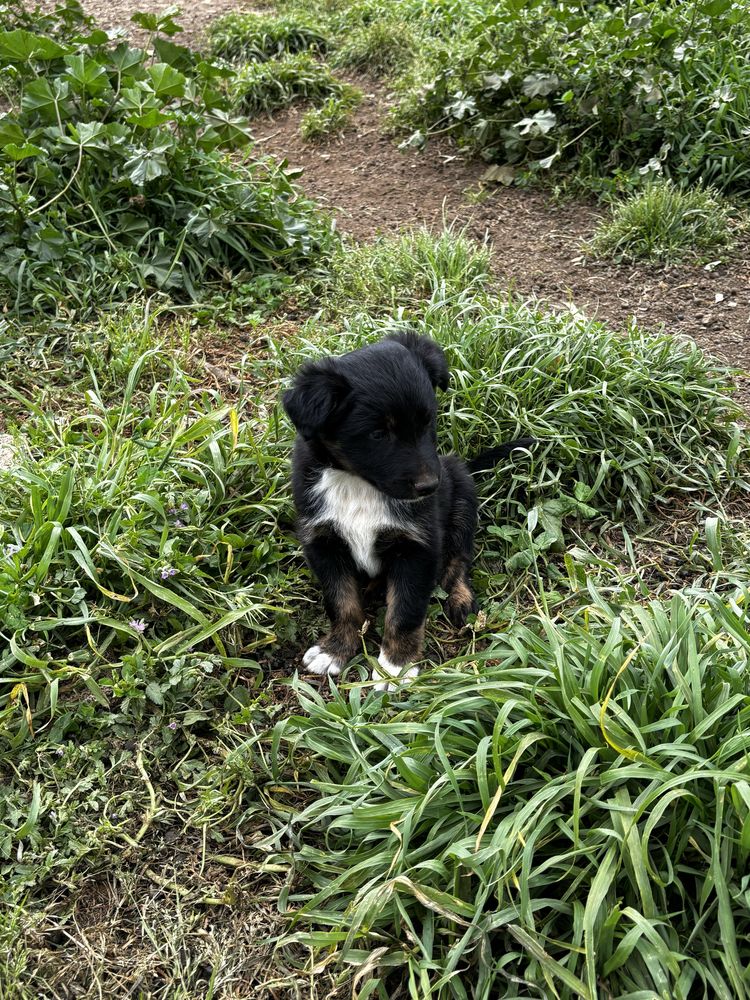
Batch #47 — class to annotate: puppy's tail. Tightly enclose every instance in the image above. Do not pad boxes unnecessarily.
[468,437,536,474]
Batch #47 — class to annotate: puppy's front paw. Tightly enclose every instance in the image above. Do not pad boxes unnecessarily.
[302,645,342,676]
[372,651,418,692]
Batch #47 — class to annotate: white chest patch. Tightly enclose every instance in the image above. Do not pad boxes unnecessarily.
[307,469,403,577]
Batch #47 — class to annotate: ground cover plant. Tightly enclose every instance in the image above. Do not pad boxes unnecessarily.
[0,4,332,321]
[589,179,737,264]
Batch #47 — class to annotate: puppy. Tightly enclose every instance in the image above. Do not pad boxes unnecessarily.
[282,331,533,690]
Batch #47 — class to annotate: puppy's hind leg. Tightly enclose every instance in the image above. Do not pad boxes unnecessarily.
[441,461,479,628]
[302,535,365,676]
[442,556,478,628]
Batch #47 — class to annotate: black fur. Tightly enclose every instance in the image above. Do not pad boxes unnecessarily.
[283,333,532,678]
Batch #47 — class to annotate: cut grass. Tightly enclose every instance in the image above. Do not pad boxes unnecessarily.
[300,85,363,140]
[589,180,738,264]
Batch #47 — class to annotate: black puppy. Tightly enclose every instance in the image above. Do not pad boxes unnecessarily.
[283,332,533,689]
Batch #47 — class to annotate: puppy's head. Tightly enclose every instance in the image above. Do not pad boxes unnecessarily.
[283,332,448,500]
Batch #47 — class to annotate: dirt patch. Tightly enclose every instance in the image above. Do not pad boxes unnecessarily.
[253,81,750,405]
[33,0,244,46]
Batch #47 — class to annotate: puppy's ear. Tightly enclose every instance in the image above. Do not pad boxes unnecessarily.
[387,331,449,390]
[282,359,351,439]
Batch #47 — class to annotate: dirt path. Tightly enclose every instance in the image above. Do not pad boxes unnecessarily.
[252,82,750,404]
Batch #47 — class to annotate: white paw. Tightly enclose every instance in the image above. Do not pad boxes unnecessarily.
[302,645,342,676]
[372,651,418,692]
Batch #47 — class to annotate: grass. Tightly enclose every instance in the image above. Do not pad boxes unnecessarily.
[300,85,363,140]
[4,2,750,992]
[333,17,418,76]
[208,11,328,62]
[589,180,738,264]
[2,225,749,996]
[307,227,494,314]
[232,52,349,116]
[269,583,750,997]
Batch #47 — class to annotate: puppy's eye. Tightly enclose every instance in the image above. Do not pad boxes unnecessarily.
[370,429,388,441]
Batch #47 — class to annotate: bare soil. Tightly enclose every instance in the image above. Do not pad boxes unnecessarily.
[252,81,750,404]
[66,0,243,45]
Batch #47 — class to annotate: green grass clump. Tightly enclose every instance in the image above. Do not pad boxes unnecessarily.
[270,584,750,997]
[285,240,744,534]
[299,85,363,139]
[333,17,418,76]
[0,316,296,750]
[0,12,332,321]
[232,52,348,116]
[308,227,494,313]
[589,180,736,263]
[208,11,328,62]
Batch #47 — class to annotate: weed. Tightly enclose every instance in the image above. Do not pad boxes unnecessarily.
[333,17,417,76]
[0,0,91,36]
[269,580,750,996]
[589,179,737,264]
[208,11,328,62]
[299,85,362,140]
[267,0,750,193]
[232,52,348,115]
[0,11,333,321]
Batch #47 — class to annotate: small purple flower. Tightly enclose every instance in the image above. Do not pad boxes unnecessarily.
[129,618,148,633]
[168,721,177,731]
[173,519,184,528]
[3,543,22,558]
[168,507,178,515]
[180,503,189,512]
[160,566,178,580]
[55,747,64,756]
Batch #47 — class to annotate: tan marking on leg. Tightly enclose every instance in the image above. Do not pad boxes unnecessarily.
[443,559,477,628]
[381,623,425,665]
[321,575,366,663]
[382,582,425,665]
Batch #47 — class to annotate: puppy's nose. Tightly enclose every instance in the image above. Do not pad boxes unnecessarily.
[414,475,439,496]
